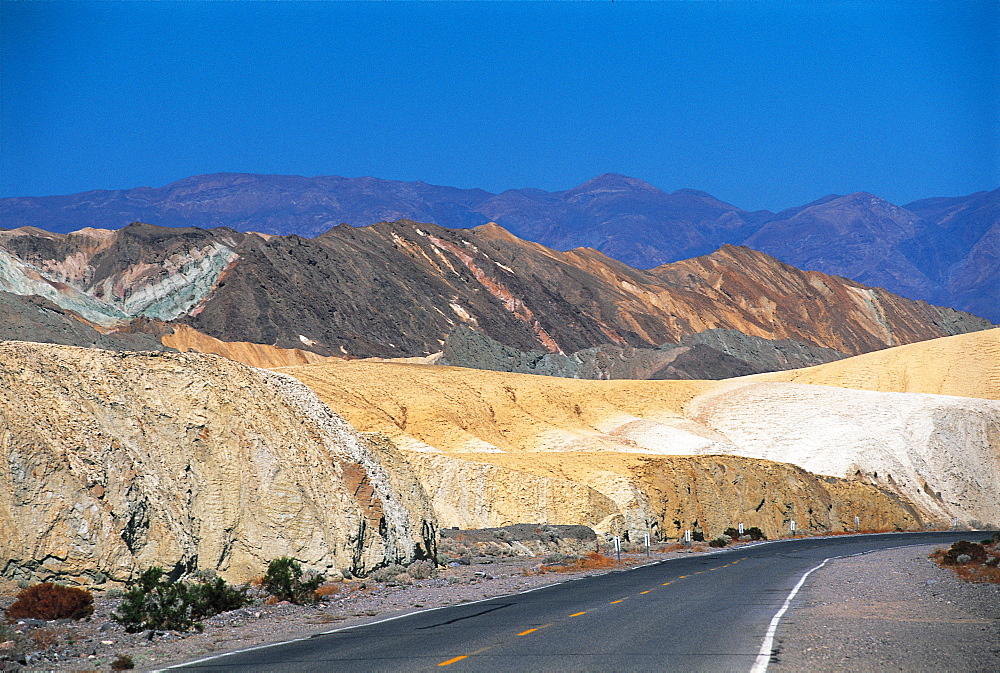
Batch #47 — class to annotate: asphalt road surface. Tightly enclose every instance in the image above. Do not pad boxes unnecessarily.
[172,532,972,672]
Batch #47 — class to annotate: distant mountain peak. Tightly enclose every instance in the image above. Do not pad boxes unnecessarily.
[567,173,663,195]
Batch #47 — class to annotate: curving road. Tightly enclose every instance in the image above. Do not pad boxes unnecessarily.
[171,532,971,672]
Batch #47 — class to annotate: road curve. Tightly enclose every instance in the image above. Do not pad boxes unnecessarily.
[170,532,971,672]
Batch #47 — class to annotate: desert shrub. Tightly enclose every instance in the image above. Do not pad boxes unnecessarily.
[943,540,988,565]
[435,553,451,566]
[5,582,94,621]
[407,560,436,580]
[314,584,341,600]
[263,557,324,604]
[745,527,766,541]
[723,528,740,540]
[112,566,250,633]
[370,564,406,583]
[691,531,705,542]
[709,537,729,548]
[543,553,568,565]
[111,654,135,670]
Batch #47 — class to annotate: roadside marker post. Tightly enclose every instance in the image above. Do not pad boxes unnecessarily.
[614,535,621,566]
[738,523,744,536]
[790,520,796,536]
[644,532,650,558]
[684,529,691,544]
[854,515,859,532]
[952,517,959,530]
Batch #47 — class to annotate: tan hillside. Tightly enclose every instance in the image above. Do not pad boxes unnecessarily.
[749,327,1000,400]
[278,358,1000,534]
[162,324,338,368]
[0,342,436,585]
[276,361,715,454]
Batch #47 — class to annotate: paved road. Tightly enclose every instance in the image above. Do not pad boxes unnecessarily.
[173,532,971,672]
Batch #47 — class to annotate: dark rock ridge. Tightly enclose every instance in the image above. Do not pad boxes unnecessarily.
[439,325,847,380]
[0,291,171,352]
[0,221,990,363]
[3,173,997,319]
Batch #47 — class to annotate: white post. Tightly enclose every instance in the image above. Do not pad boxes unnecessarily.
[854,515,860,531]
[738,522,744,536]
[644,532,650,557]
[952,517,959,530]
[684,529,691,544]
[614,535,621,566]
[790,520,796,535]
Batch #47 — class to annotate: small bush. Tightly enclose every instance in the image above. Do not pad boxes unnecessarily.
[407,560,437,580]
[5,582,94,621]
[111,654,135,670]
[371,564,406,583]
[723,528,740,540]
[691,531,705,542]
[112,566,250,633]
[745,527,767,541]
[943,540,988,565]
[314,584,341,600]
[263,557,324,604]
[709,537,729,548]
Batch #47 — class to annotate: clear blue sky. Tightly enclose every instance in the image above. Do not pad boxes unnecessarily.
[1,1,997,211]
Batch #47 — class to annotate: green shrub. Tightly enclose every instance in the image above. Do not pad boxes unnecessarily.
[263,557,324,604]
[4,582,94,621]
[370,564,406,583]
[112,566,250,633]
[943,540,988,565]
[723,527,740,540]
[745,527,767,541]
[691,531,705,542]
[407,560,437,580]
[709,537,729,548]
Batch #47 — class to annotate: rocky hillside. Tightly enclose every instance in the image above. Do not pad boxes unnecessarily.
[4,173,996,319]
[0,342,436,585]
[277,355,994,538]
[438,325,846,380]
[0,221,988,363]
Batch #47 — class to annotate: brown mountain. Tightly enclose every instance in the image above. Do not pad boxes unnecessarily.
[0,221,989,363]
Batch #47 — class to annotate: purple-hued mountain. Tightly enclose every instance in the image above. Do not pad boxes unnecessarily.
[1,173,997,320]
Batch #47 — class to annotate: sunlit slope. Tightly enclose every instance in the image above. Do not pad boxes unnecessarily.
[279,352,1000,530]
[277,360,716,454]
[749,327,1000,400]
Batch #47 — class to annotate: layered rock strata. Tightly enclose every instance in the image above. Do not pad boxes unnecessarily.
[0,222,989,362]
[0,342,436,584]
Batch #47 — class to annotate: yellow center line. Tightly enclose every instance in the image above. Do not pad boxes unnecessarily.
[678,575,689,578]
[640,590,651,594]
[569,611,587,617]
[662,582,671,585]
[517,628,539,636]
[438,655,468,666]
[610,599,626,604]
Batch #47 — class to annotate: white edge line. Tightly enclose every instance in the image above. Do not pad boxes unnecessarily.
[749,541,943,673]
[161,537,947,671]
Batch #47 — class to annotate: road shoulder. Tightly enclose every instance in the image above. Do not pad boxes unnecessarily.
[771,542,1000,671]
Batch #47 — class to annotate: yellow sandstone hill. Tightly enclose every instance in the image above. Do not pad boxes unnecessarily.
[749,326,1000,400]
[0,342,436,585]
[277,329,1000,535]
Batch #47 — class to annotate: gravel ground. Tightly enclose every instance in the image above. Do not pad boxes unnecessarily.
[771,543,1000,672]
[4,541,998,671]
[0,546,703,671]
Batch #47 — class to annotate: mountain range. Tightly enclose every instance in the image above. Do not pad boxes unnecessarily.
[2,172,997,319]
[0,221,988,378]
